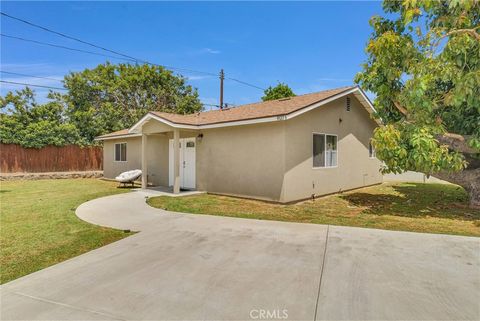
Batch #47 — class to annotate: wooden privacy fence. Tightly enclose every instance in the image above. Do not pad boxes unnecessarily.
[0,144,103,173]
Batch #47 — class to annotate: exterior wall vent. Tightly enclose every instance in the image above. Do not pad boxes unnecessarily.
[346,97,351,111]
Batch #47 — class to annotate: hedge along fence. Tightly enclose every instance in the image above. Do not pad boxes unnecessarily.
[0,143,103,173]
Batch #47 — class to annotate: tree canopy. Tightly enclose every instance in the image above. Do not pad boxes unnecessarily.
[0,62,203,147]
[355,0,480,206]
[60,62,202,142]
[261,82,296,101]
[0,88,82,148]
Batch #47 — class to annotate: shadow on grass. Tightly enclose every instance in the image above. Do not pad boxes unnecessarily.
[340,183,479,221]
[116,185,141,189]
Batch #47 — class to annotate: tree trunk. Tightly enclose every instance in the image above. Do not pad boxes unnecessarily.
[434,168,480,208]
[434,134,480,208]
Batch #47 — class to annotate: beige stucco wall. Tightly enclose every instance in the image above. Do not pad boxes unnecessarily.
[103,134,169,186]
[196,122,286,202]
[145,135,170,186]
[103,137,141,180]
[282,94,382,202]
[103,123,286,202]
[101,94,381,202]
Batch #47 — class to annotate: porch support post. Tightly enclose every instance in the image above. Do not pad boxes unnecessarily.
[141,133,148,189]
[173,128,181,194]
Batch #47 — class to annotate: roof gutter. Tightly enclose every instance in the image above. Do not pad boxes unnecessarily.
[94,133,142,141]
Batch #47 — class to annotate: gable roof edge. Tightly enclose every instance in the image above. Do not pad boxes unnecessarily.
[127,86,378,134]
[282,86,375,121]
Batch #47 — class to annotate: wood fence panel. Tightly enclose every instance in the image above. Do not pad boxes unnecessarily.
[0,144,103,173]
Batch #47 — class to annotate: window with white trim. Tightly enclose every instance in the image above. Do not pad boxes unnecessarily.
[114,143,127,162]
[313,134,337,168]
[369,141,376,158]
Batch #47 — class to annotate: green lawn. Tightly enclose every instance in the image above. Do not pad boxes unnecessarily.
[148,183,480,237]
[0,179,133,284]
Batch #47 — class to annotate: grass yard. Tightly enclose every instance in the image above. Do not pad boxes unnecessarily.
[0,179,133,284]
[148,183,480,237]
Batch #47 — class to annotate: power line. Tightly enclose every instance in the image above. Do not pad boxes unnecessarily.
[202,102,236,108]
[1,34,138,62]
[0,79,232,108]
[1,11,266,89]
[0,12,215,76]
[0,71,63,82]
[1,33,217,77]
[3,34,264,90]
[226,77,265,90]
[0,12,139,62]
[0,80,67,91]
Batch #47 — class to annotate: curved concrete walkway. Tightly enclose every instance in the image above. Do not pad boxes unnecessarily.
[76,190,174,231]
[2,190,479,320]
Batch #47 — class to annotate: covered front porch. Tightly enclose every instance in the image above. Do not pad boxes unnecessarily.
[134,117,200,194]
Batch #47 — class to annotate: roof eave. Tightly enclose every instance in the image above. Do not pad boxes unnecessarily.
[94,133,142,141]
[125,86,380,133]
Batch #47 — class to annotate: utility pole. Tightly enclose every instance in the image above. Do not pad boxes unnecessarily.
[219,69,224,109]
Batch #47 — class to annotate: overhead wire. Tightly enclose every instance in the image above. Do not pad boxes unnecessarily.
[1,34,138,62]
[0,80,67,91]
[0,78,232,108]
[1,11,266,89]
[0,70,64,82]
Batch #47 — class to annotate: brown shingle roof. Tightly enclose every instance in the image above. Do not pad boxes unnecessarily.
[151,86,355,126]
[97,86,359,139]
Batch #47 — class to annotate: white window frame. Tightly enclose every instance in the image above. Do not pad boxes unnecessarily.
[369,141,376,158]
[114,142,127,162]
[313,133,338,169]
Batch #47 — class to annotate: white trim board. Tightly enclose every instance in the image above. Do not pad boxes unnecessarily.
[95,133,142,141]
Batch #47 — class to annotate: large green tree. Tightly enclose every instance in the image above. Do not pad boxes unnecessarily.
[261,82,296,101]
[0,88,82,148]
[60,62,203,142]
[1,63,203,147]
[356,0,480,207]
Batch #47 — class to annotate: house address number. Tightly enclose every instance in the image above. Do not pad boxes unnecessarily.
[277,115,287,121]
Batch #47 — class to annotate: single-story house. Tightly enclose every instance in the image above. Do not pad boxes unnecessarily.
[96,85,382,203]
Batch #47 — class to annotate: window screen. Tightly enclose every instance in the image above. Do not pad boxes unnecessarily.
[313,134,337,167]
[326,135,337,167]
[114,143,127,161]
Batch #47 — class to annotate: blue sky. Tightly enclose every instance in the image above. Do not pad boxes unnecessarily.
[1,1,385,108]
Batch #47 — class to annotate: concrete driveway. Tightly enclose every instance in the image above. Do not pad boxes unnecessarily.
[1,190,479,320]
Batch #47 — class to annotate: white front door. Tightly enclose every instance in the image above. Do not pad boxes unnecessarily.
[169,138,196,190]
[182,138,196,189]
